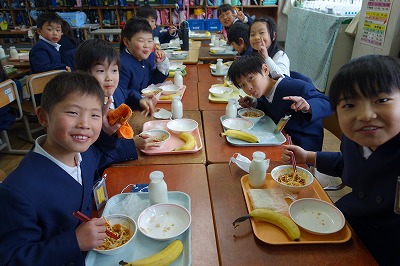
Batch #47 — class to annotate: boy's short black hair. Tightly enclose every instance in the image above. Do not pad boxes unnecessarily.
[329,55,400,111]
[37,12,63,28]
[40,72,104,113]
[75,39,120,72]
[227,53,265,88]
[136,4,158,20]
[227,22,250,46]
[251,16,280,58]
[120,16,153,51]
[217,4,235,17]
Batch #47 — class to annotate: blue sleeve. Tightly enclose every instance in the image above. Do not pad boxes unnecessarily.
[301,83,332,122]
[316,151,344,177]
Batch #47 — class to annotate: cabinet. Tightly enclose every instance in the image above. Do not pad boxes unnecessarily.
[0,0,279,43]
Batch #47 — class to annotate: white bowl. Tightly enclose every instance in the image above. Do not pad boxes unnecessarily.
[94,214,137,255]
[270,165,314,194]
[137,203,191,241]
[171,51,188,59]
[238,108,265,125]
[209,86,233,98]
[169,62,186,72]
[158,84,180,95]
[289,198,345,235]
[209,64,229,72]
[167,119,198,134]
[222,118,254,131]
[210,47,226,54]
[140,129,171,148]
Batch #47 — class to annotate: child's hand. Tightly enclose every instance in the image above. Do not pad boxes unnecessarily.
[102,98,121,135]
[282,144,316,166]
[134,134,160,150]
[155,50,166,63]
[236,10,246,22]
[238,95,256,108]
[168,25,177,35]
[75,218,107,251]
[66,66,71,72]
[257,38,269,59]
[282,96,310,112]
[139,98,155,117]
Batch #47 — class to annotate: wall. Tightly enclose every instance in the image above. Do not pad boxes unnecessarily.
[352,0,400,58]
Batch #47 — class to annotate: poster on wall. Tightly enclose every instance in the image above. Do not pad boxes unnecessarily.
[360,0,392,48]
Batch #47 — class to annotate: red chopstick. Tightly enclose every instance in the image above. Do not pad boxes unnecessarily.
[287,135,297,171]
[72,211,119,240]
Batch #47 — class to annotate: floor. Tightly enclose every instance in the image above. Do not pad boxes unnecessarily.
[0,123,350,202]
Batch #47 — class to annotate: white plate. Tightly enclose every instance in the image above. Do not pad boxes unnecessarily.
[169,63,186,72]
[289,198,345,235]
[158,84,180,95]
[222,118,254,131]
[153,108,172,119]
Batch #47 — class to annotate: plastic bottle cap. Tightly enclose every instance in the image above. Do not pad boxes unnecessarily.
[172,95,181,100]
[149,171,164,181]
[217,58,223,62]
[252,151,266,160]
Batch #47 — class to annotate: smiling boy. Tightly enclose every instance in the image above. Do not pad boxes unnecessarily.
[29,12,71,74]
[118,17,170,116]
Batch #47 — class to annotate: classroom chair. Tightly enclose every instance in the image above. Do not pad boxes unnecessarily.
[18,69,66,143]
[0,79,29,155]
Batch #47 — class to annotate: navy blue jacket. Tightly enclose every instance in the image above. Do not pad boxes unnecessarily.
[0,133,137,265]
[29,39,67,74]
[256,76,331,151]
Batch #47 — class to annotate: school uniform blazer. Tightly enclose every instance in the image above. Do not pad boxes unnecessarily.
[29,39,67,74]
[153,25,175,44]
[118,50,168,109]
[239,45,253,56]
[0,133,137,266]
[58,36,77,71]
[256,77,331,151]
[316,134,400,263]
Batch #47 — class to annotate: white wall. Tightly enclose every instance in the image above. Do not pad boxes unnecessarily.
[278,0,289,42]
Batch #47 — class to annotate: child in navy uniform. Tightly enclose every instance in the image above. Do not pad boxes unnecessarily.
[282,55,400,265]
[29,12,71,73]
[228,53,331,151]
[227,22,253,56]
[118,17,170,116]
[0,72,137,265]
[75,38,160,150]
[136,4,177,44]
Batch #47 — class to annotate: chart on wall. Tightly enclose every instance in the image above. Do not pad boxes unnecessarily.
[360,0,393,48]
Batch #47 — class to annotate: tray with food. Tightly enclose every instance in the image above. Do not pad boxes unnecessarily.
[142,82,187,104]
[239,173,352,244]
[140,119,202,155]
[85,191,191,265]
[220,115,286,146]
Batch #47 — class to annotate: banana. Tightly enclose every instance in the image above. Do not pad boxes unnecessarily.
[119,239,183,266]
[174,132,196,151]
[159,93,180,101]
[233,209,301,241]
[220,130,259,143]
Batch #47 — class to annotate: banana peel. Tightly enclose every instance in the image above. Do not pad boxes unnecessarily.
[107,104,134,139]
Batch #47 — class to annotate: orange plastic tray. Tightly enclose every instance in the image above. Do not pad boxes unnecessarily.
[140,120,202,155]
[240,174,352,244]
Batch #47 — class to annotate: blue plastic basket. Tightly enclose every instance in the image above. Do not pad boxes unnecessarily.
[188,19,204,31]
[204,19,222,32]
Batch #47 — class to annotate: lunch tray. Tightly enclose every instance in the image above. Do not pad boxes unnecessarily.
[208,89,247,103]
[85,191,192,266]
[240,174,352,244]
[208,50,238,56]
[158,85,186,103]
[140,120,203,155]
[220,115,286,146]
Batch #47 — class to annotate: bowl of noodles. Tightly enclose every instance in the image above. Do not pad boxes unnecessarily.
[94,214,137,255]
[238,108,265,125]
[271,165,314,194]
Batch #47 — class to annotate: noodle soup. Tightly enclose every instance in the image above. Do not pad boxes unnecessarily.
[94,214,137,255]
[271,165,314,194]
